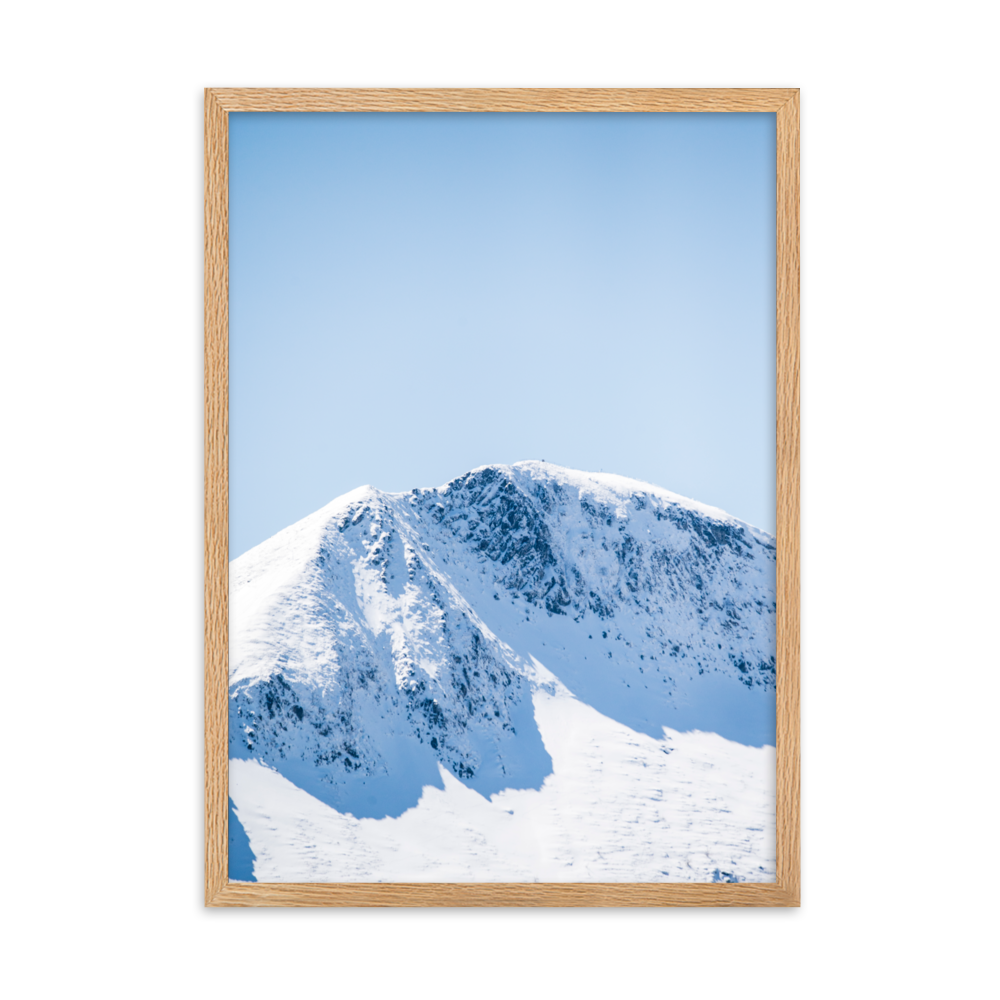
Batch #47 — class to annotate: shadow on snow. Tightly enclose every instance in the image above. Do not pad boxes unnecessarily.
[230,691,553,821]
[228,798,257,881]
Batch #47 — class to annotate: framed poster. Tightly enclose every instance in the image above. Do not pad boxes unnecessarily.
[205,88,800,906]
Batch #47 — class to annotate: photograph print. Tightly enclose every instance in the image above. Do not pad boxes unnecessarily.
[221,100,787,888]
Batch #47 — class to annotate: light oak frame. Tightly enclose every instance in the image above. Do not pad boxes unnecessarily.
[205,88,800,907]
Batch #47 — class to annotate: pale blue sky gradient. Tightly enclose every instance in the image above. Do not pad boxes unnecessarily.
[229,112,776,558]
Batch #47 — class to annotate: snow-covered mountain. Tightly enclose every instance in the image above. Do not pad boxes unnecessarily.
[229,462,777,882]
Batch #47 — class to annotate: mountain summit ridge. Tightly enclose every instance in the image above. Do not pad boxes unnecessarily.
[229,462,776,820]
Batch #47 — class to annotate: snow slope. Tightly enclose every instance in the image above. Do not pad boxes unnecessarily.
[228,462,777,882]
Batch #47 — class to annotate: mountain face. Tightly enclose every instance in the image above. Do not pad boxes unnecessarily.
[229,462,776,821]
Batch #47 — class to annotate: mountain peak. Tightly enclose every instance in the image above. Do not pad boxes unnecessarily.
[229,463,778,882]
[447,461,768,540]
[230,463,776,827]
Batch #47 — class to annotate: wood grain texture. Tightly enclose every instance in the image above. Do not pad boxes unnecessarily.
[204,88,229,907]
[208,881,799,908]
[209,88,798,114]
[204,88,800,907]
[775,92,801,906]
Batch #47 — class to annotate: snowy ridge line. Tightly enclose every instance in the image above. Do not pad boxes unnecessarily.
[234,461,773,568]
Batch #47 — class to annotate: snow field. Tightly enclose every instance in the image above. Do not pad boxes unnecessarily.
[230,679,775,883]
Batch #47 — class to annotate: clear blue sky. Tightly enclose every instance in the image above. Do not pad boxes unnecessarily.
[229,111,776,558]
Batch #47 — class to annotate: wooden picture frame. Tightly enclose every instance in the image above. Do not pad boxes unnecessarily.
[205,88,800,907]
